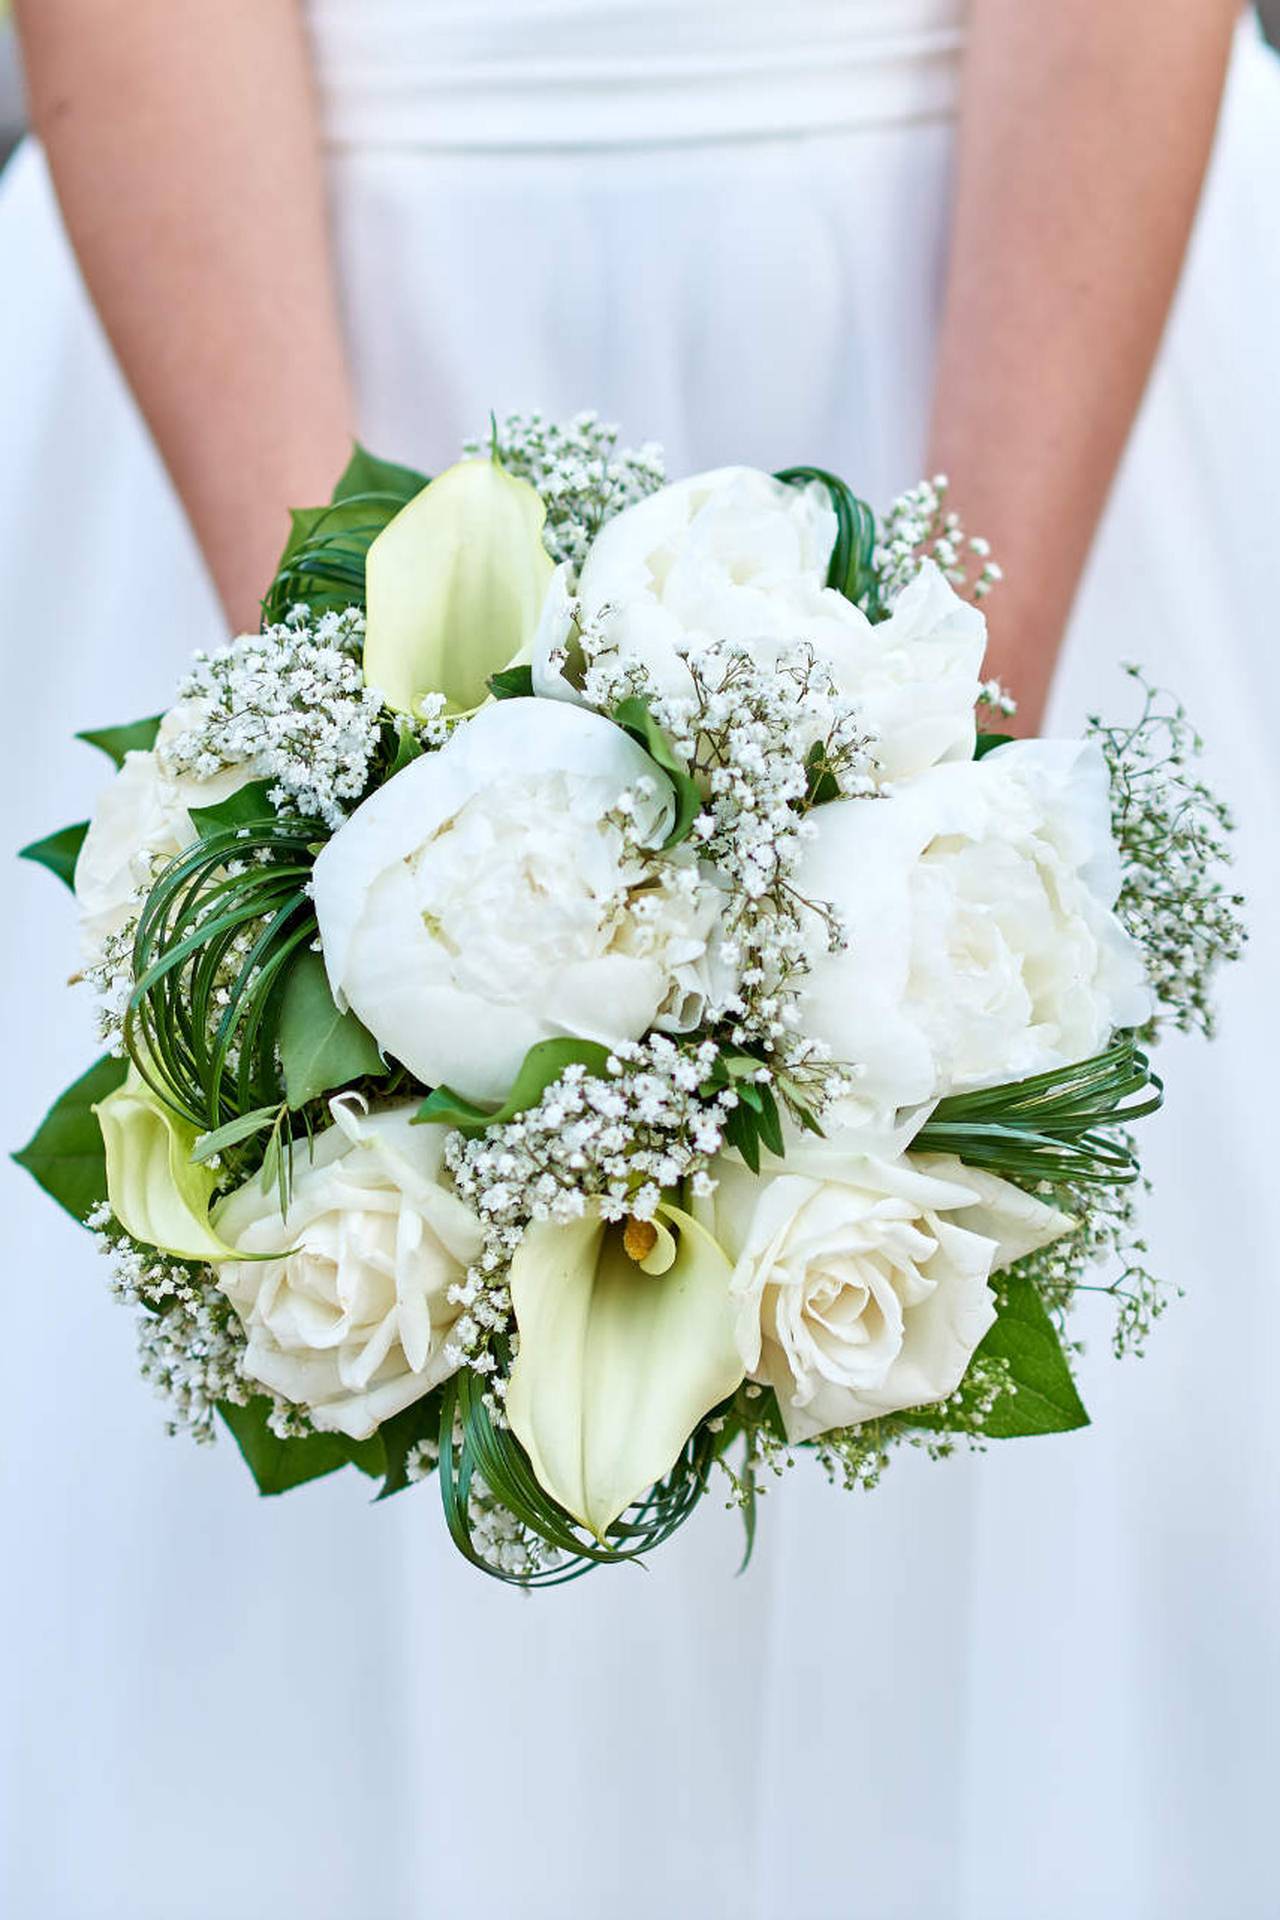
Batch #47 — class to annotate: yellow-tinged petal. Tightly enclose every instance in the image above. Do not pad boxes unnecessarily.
[506,1202,743,1538]
[363,457,555,716]
[95,1075,236,1261]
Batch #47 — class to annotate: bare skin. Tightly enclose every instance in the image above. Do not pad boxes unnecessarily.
[16,0,354,634]
[18,0,1242,692]
[929,0,1241,731]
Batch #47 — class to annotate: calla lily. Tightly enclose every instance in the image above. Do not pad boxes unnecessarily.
[506,1201,743,1538]
[95,1074,236,1262]
[362,457,555,716]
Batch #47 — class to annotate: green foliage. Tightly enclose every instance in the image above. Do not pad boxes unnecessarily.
[261,442,428,626]
[775,465,879,612]
[126,816,320,1130]
[277,950,384,1109]
[190,1104,283,1165]
[13,1054,129,1223]
[374,1391,445,1500]
[974,731,1015,759]
[488,664,536,700]
[187,779,278,839]
[219,1396,384,1495]
[913,1273,1089,1439]
[914,1039,1162,1186]
[416,1037,614,1135]
[76,715,162,766]
[611,694,703,848]
[437,1366,719,1587]
[19,820,88,889]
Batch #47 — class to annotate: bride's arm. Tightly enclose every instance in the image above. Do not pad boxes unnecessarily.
[928,0,1241,731]
[16,0,352,631]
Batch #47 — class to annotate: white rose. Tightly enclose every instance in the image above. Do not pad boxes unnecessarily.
[74,701,255,956]
[797,739,1152,1114]
[534,469,984,779]
[705,1143,1071,1440]
[311,697,726,1103]
[213,1100,483,1439]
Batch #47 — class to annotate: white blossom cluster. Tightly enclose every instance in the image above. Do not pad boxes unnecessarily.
[874,474,1003,610]
[162,607,391,829]
[442,1037,734,1376]
[1016,1164,1175,1361]
[464,410,666,572]
[578,632,876,1072]
[1088,668,1246,1040]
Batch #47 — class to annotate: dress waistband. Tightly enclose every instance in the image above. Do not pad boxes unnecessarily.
[307,0,968,152]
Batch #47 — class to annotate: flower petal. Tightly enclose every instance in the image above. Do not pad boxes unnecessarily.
[96,1074,236,1261]
[506,1202,743,1536]
[363,457,556,716]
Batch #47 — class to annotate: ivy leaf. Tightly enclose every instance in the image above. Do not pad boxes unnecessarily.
[218,1396,383,1495]
[331,443,429,508]
[187,780,280,839]
[611,695,702,849]
[415,1037,614,1136]
[13,1054,129,1223]
[277,949,384,1109]
[19,821,88,890]
[912,1273,1089,1439]
[488,664,535,701]
[975,732,1015,759]
[76,715,163,766]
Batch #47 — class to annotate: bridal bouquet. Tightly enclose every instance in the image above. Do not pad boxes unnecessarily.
[18,414,1243,1584]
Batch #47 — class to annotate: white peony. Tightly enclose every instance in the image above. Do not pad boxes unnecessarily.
[703,1141,1071,1440]
[73,701,255,957]
[311,697,726,1103]
[534,468,985,779]
[797,739,1152,1115]
[213,1100,483,1439]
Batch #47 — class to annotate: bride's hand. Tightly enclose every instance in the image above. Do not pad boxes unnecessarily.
[16,0,354,633]
[927,0,1240,734]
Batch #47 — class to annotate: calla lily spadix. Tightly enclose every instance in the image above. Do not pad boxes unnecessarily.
[362,456,555,717]
[95,1072,238,1263]
[506,1200,744,1538]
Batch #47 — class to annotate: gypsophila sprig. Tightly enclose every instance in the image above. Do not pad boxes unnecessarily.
[163,607,386,829]
[875,473,1003,609]
[466,410,665,573]
[1089,666,1246,1039]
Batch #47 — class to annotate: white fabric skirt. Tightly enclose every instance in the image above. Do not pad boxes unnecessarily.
[1,7,1277,1916]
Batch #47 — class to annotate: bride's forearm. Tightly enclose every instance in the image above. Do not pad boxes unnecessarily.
[928,0,1240,730]
[16,0,353,631]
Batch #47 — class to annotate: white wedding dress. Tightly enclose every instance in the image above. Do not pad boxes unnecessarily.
[2,5,1277,1916]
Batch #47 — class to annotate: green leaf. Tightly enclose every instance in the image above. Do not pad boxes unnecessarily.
[19,820,88,889]
[331,443,429,508]
[76,715,163,766]
[375,1391,445,1500]
[975,731,1015,759]
[191,1104,283,1164]
[277,949,384,1108]
[775,466,878,611]
[912,1273,1089,1439]
[611,695,702,849]
[488,664,535,700]
[13,1055,129,1223]
[187,779,279,839]
[218,1396,382,1495]
[415,1037,614,1135]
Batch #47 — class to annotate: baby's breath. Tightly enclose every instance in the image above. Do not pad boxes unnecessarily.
[465,410,665,573]
[875,474,1003,609]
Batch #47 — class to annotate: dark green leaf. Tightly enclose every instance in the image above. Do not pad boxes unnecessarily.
[375,1390,445,1500]
[187,780,279,840]
[611,695,702,849]
[775,466,878,611]
[488,664,535,700]
[277,949,384,1109]
[975,732,1015,759]
[13,1054,128,1223]
[331,443,428,507]
[416,1037,614,1135]
[76,715,163,766]
[386,726,424,778]
[19,821,88,890]
[191,1105,283,1164]
[218,1396,381,1495]
[911,1273,1089,1439]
